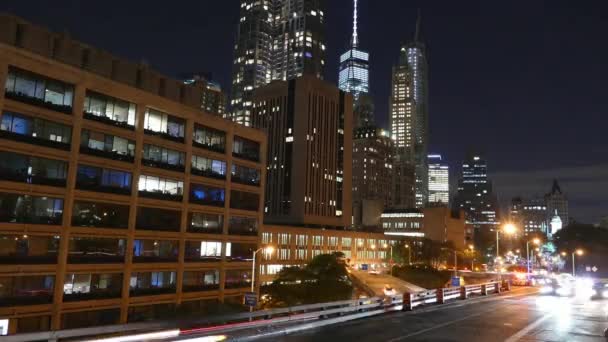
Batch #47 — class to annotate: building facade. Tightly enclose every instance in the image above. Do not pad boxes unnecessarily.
[427,154,449,205]
[389,49,416,209]
[544,180,568,227]
[0,15,266,333]
[259,225,395,283]
[252,76,352,228]
[230,0,326,126]
[404,13,429,208]
[181,73,227,117]
[452,153,499,248]
[509,197,548,237]
[352,127,393,229]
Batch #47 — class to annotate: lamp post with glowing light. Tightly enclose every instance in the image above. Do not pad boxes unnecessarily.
[405,244,411,265]
[496,223,517,278]
[468,245,475,271]
[571,249,583,278]
[251,246,274,312]
[526,238,541,274]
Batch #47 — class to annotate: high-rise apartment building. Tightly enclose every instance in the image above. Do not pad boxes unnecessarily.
[452,153,499,247]
[428,154,449,205]
[0,14,266,333]
[252,76,352,228]
[352,127,393,228]
[181,73,227,117]
[338,0,369,102]
[389,48,416,209]
[404,13,429,208]
[230,0,326,126]
[544,180,569,227]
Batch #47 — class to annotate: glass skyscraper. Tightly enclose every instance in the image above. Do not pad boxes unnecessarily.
[428,154,449,205]
[338,0,370,103]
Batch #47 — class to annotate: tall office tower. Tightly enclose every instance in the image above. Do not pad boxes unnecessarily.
[230,0,274,126]
[510,197,549,236]
[352,127,393,229]
[389,48,416,209]
[252,76,352,228]
[544,180,569,227]
[338,0,369,102]
[231,0,326,127]
[452,153,499,248]
[0,14,266,332]
[427,154,449,205]
[404,13,429,208]
[272,0,326,81]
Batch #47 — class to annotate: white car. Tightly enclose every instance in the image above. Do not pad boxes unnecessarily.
[383,285,396,296]
[369,270,380,275]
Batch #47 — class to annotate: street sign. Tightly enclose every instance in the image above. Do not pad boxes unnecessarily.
[592,266,598,272]
[451,276,461,287]
[361,264,369,271]
[244,292,257,307]
[586,266,591,272]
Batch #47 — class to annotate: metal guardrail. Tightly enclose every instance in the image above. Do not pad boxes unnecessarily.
[3,281,512,341]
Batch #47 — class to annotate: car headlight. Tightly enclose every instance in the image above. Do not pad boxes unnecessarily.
[603,290,608,298]
[556,287,571,296]
[540,286,553,293]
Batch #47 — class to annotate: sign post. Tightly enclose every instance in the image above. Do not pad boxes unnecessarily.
[244,292,257,308]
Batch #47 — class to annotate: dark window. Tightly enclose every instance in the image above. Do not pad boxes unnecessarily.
[142,144,185,172]
[0,235,59,264]
[224,269,252,289]
[230,190,259,211]
[67,237,126,264]
[0,111,71,150]
[71,201,129,229]
[61,309,120,329]
[182,270,220,292]
[132,240,178,262]
[0,275,54,306]
[143,109,185,143]
[127,303,177,323]
[63,273,122,301]
[192,124,225,153]
[83,91,136,129]
[0,193,63,225]
[226,242,256,262]
[228,216,258,236]
[129,271,176,296]
[76,164,132,195]
[231,164,260,186]
[185,240,222,262]
[187,212,223,234]
[232,136,260,162]
[0,151,67,187]
[4,66,73,114]
[136,207,181,232]
[80,129,135,162]
[191,155,226,179]
[189,184,225,207]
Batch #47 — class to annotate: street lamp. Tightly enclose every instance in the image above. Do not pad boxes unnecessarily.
[571,249,583,278]
[468,245,475,271]
[405,244,411,265]
[250,246,274,312]
[526,238,541,274]
[496,223,517,278]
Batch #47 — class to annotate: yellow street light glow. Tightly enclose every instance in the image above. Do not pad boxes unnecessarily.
[503,223,517,235]
[383,243,388,248]
[264,246,274,255]
[371,245,376,250]
[533,238,541,245]
[469,244,474,250]
[561,252,567,256]
[576,249,583,256]
[405,244,410,248]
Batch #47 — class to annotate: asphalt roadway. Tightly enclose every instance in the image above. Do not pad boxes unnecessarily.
[254,287,608,342]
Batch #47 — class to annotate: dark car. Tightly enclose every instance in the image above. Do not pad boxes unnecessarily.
[591,280,608,300]
[539,279,575,297]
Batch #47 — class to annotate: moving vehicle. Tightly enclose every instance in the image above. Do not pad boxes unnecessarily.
[383,285,396,296]
[591,280,608,299]
[539,278,575,297]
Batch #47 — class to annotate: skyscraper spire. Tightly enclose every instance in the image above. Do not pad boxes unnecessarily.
[352,0,359,47]
[414,8,422,43]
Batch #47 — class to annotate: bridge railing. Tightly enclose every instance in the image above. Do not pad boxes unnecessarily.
[3,281,511,341]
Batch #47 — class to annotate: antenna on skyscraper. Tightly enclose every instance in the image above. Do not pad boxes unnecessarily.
[352,0,359,47]
[414,8,422,43]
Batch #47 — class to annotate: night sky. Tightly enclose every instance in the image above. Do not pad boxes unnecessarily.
[2,1,607,223]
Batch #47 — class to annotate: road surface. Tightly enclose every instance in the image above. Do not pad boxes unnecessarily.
[255,287,608,341]
[350,269,425,296]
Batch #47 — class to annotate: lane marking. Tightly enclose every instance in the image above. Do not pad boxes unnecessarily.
[386,312,485,342]
[503,314,553,342]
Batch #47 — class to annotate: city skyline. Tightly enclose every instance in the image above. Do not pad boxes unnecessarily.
[1,0,606,223]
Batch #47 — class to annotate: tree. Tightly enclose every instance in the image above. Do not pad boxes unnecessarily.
[263,252,352,307]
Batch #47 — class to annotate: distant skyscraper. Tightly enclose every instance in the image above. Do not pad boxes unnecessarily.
[452,153,499,246]
[181,72,227,117]
[389,47,416,209]
[338,0,369,101]
[545,179,569,227]
[231,0,326,126]
[252,76,352,228]
[428,154,449,205]
[404,12,429,208]
[510,197,548,236]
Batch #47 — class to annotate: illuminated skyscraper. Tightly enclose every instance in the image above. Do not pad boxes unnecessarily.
[404,12,429,208]
[230,0,326,127]
[389,48,416,209]
[428,154,449,205]
[338,0,369,102]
